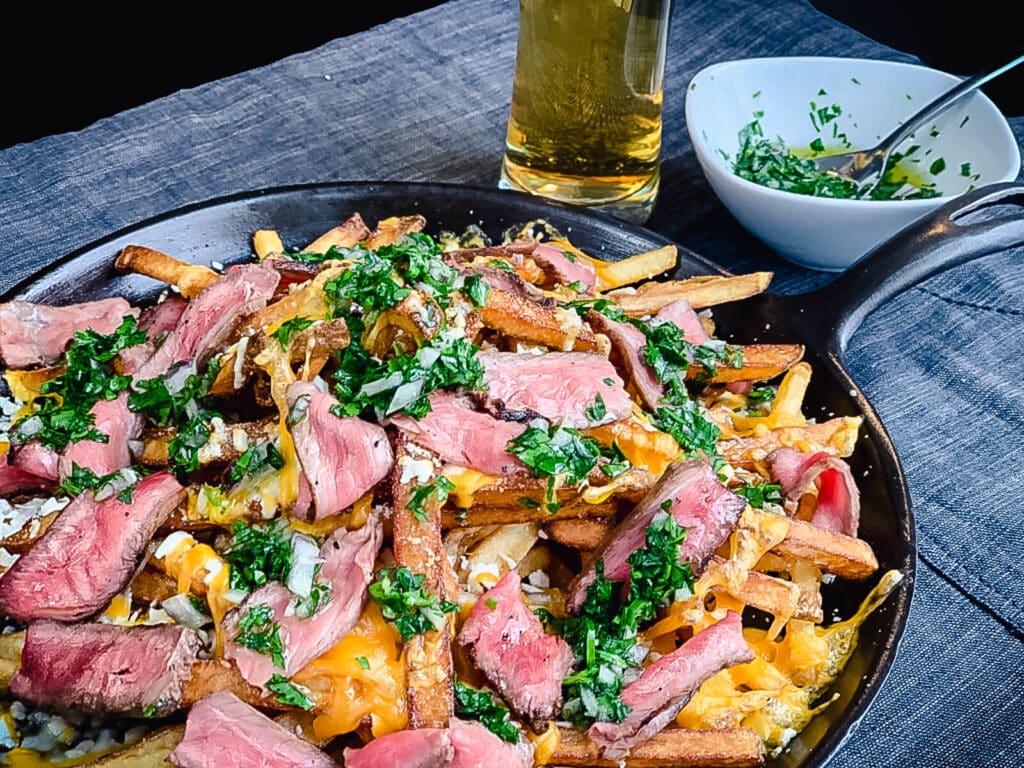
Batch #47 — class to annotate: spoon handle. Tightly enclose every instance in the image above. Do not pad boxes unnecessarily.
[874,51,1024,156]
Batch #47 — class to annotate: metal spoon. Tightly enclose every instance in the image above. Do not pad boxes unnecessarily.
[813,52,1024,191]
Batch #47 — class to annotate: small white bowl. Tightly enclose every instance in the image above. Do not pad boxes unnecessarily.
[685,56,1021,271]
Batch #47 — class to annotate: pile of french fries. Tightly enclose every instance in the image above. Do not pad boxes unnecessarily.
[0,210,901,767]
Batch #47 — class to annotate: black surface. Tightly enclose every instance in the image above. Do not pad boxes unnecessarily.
[1,180,917,768]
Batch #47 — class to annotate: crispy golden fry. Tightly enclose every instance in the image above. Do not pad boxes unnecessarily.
[442,499,622,528]
[0,630,23,691]
[705,556,823,623]
[129,566,178,604]
[138,417,277,468]
[363,293,443,357]
[720,416,863,466]
[238,266,344,338]
[458,523,540,591]
[4,365,64,399]
[548,726,765,767]
[181,659,288,710]
[606,272,773,315]
[544,517,615,551]
[589,245,679,292]
[302,213,371,254]
[479,285,606,352]
[0,510,58,553]
[115,245,219,299]
[392,436,453,729]
[92,726,184,767]
[691,345,804,384]
[771,519,879,580]
[252,229,285,261]
[364,214,427,250]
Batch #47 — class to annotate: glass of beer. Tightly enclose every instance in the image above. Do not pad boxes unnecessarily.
[499,0,672,224]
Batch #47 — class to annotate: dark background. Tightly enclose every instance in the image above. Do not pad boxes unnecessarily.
[2,2,1020,151]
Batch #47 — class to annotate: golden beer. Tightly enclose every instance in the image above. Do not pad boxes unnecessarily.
[499,0,672,223]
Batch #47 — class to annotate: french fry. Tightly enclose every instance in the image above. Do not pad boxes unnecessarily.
[252,229,285,261]
[705,556,823,623]
[391,436,453,729]
[115,245,219,299]
[181,659,289,710]
[548,726,765,767]
[302,213,371,254]
[691,345,804,384]
[0,630,23,691]
[364,214,427,250]
[545,517,615,552]
[138,417,277,468]
[606,272,773,315]
[458,522,540,592]
[479,285,606,352]
[771,518,879,580]
[589,244,679,292]
[0,510,58,553]
[720,416,862,465]
[92,726,184,767]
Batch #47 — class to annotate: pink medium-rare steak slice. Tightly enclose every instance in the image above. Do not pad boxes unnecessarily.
[11,621,202,716]
[224,515,382,688]
[588,611,754,759]
[652,299,711,345]
[133,263,280,380]
[767,447,861,536]
[389,392,527,477]
[0,472,184,621]
[457,569,573,729]
[478,350,632,429]
[586,311,664,410]
[168,691,335,768]
[286,381,393,521]
[0,298,137,369]
[58,393,142,479]
[528,243,597,293]
[343,720,534,768]
[567,460,746,613]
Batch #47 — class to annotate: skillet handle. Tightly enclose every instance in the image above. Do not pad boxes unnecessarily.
[803,182,1024,356]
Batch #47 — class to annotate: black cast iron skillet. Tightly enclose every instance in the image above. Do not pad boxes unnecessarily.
[4,180,1024,767]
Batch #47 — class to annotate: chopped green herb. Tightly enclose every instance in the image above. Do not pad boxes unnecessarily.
[356,656,370,670]
[406,476,457,522]
[266,674,314,710]
[117,486,134,504]
[229,442,285,483]
[507,425,601,486]
[368,567,459,641]
[746,385,776,408]
[960,162,972,177]
[929,158,946,175]
[585,394,607,423]
[959,115,970,128]
[809,138,825,153]
[734,482,783,509]
[236,604,285,669]
[851,77,860,85]
[223,520,293,591]
[13,316,147,450]
[561,249,577,263]
[517,497,541,509]
[454,680,520,744]
[485,597,498,611]
[564,298,627,323]
[651,400,721,458]
[141,704,158,719]
[462,274,490,307]
[271,317,316,349]
[602,377,615,387]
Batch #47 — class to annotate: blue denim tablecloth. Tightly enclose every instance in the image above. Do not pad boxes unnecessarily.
[1,1,1021,765]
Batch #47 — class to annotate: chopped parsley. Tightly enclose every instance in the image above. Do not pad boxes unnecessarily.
[355,656,370,670]
[734,482,783,509]
[558,515,693,726]
[564,298,628,323]
[485,597,498,611]
[929,157,946,175]
[12,316,147,450]
[454,680,520,744]
[266,674,314,710]
[223,520,293,591]
[651,400,721,458]
[369,567,458,641]
[745,385,776,409]
[507,425,601,486]
[229,442,285,483]
[585,393,607,423]
[236,604,285,669]
[271,316,317,348]
[463,274,489,307]
[406,476,456,522]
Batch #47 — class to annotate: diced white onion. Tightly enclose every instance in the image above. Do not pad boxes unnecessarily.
[223,588,249,605]
[155,531,195,560]
[161,594,210,629]
[386,380,424,415]
[361,370,404,397]
[287,534,323,599]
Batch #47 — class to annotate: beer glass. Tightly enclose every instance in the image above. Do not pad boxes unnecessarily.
[499,0,672,224]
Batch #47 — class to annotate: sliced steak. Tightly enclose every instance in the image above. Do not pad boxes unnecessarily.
[589,611,753,759]
[286,381,393,521]
[8,440,60,482]
[120,295,188,375]
[133,263,280,379]
[343,720,533,768]
[224,515,383,688]
[168,691,334,768]
[343,728,453,768]
[653,299,710,345]
[0,459,53,496]
[567,460,746,613]
[767,447,861,536]
[457,570,573,729]
[389,392,527,477]
[59,393,142,479]
[587,311,664,410]
[0,472,184,621]
[529,243,596,293]
[11,620,201,716]
[478,350,632,429]
[0,298,137,369]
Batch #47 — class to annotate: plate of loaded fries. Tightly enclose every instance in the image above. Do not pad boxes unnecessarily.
[11,177,1000,768]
